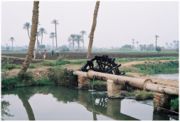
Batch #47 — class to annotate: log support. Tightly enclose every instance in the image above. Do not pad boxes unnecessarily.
[153,93,170,112]
[107,79,122,98]
[77,76,89,89]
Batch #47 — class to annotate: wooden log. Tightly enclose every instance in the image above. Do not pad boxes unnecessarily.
[73,70,179,95]
[107,79,121,98]
[145,83,179,95]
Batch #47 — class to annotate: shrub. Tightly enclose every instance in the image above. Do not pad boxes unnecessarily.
[134,61,178,74]
[56,60,70,65]
[18,72,33,81]
[48,67,77,87]
[42,61,56,66]
[33,77,53,86]
[2,77,18,89]
[2,64,20,70]
[170,97,179,111]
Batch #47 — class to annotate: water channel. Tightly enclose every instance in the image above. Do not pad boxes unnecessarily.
[1,74,179,120]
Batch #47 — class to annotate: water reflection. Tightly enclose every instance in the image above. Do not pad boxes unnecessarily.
[1,100,13,120]
[1,86,178,120]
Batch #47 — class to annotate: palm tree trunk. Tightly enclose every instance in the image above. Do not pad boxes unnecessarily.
[36,36,39,50]
[78,40,80,49]
[83,40,84,49]
[55,24,58,49]
[41,34,43,45]
[52,38,54,50]
[12,41,13,50]
[18,1,39,75]
[73,39,74,49]
[87,1,100,59]
[27,28,30,40]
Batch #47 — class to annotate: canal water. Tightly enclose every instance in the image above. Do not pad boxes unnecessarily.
[151,73,179,80]
[1,85,178,120]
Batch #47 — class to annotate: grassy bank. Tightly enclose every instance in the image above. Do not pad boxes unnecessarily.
[133,61,178,75]
[2,72,54,89]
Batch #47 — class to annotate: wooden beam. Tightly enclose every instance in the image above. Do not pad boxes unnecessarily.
[73,70,179,95]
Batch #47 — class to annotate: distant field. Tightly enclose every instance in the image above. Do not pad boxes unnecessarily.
[2,51,178,60]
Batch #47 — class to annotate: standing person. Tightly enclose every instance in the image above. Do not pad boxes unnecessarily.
[43,49,47,60]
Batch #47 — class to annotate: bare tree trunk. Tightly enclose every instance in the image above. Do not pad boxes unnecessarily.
[87,1,100,59]
[18,1,39,75]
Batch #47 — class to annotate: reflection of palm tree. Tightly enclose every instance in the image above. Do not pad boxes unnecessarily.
[9,37,15,50]
[1,100,13,120]
[52,19,59,49]
[23,22,31,39]
[39,27,46,45]
[50,32,56,50]
[18,94,35,120]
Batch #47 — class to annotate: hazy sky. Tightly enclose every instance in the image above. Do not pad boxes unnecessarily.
[1,1,178,48]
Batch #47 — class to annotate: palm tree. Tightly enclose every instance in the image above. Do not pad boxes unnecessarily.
[136,41,139,49]
[39,27,46,45]
[36,31,40,49]
[68,36,72,49]
[18,1,39,76]
[132,38,135,49]
[87,1,100,59]
[49,32,56,50]
[52,19,59,49]
[23,22,31,39]
[9,37,15,50]
[70,34,76,49]
[75,35,81,49]
[80,30,86,49]
[165,42,168,49]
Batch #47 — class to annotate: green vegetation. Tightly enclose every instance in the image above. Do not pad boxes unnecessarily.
[90,79,106,91]
[2,77,18,89]
[170,97,179,112]
[41,60,56,66]
[56,59,70,65]
[2,72,54,89]
[2,64,20,70]
[48,67,77,87]
[134,61,178,74]
[126,90,153,100]
[116,56,178,63]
